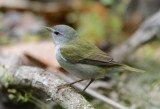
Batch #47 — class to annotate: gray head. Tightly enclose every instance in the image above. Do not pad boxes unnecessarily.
[45,25,80,46]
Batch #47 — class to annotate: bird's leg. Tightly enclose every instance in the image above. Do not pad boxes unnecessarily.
[68,79,84,86]
[58,79,84,88]
[82,79,95,92]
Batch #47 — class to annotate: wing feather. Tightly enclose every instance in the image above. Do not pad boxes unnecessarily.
[60,38,121,66]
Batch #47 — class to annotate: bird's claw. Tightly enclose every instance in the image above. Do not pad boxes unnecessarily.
[56,83,75,93]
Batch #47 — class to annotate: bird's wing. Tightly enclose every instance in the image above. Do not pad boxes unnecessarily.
[60,38,121,66]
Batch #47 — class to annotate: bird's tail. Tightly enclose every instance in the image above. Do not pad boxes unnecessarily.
[120,65,145,73]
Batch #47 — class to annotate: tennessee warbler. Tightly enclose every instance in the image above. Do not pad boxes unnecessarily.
[45,25,144,92]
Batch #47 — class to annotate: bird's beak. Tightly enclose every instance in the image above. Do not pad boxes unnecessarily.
[43,26,55,32]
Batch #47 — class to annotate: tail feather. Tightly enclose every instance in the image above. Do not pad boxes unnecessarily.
[121,65,145,73]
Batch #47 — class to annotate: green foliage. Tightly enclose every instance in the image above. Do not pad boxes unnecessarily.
[17,93,28,102]
[17,90,32,103]
[2,64,5,68]
[7,88,52,109]
[8,88,17,94]
[8,94,15,100]
[75,1,127,45]
[4,73,11,81]
[100,0,115,5]
[77,11,107,44]
[144,45,153,56]
[0,64,14,88]
[8,88,32,103]
[5,82,9,88]
[114,2,126,14]
[113,72,120,77]
[8,89,17,100]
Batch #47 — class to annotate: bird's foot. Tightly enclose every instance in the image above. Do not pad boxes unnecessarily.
[58,83,72,88]
[56,83,73,92]
[56,79,84,93]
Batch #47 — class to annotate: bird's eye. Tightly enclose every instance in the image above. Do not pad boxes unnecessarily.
[54,31,60,35]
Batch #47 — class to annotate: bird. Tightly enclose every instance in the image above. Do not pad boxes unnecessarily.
[45,25,144,92]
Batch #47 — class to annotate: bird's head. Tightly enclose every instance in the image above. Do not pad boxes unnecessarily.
[45,25,80,46]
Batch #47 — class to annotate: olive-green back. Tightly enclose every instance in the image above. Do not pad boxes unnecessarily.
[60,38,121,66]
